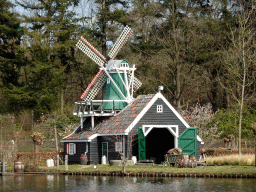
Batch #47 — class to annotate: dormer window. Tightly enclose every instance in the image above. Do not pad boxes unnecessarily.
[157,105,163,113]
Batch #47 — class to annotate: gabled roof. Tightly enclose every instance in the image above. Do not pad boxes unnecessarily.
[61,92,203,144]
[61,94,154,142]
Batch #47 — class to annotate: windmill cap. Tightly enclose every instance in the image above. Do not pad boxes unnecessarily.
[106,60,130,70]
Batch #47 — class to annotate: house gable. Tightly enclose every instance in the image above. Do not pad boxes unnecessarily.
[124,92,189,135]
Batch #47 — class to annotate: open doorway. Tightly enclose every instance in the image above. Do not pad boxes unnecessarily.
[146,128,174,164]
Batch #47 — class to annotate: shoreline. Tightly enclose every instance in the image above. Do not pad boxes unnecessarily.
[1,171,256,178]
[63,171,256,179]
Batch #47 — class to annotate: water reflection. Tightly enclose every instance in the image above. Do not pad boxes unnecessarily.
[0,174,256,192]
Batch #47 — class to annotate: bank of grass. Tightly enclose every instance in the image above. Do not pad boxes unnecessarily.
[205,154,255,166]
[40,164,256,175]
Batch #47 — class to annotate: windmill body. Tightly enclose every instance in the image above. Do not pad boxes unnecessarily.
[102,60,130,110]
[73,26,142,127]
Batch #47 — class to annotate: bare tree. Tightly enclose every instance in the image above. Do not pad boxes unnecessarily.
[221,1,256,154]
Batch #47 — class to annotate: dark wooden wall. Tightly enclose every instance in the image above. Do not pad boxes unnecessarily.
[64,97,201,164]
[89,137,99,164]
[129,98,201,158]
[64,142,87,164]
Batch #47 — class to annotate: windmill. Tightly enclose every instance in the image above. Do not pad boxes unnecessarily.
[73,26,142,125]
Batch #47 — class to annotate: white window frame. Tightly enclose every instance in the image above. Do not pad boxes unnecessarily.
[115,142,122,152]
[67,143,76,155]
[120,63,129,69]
[157,105,163,113]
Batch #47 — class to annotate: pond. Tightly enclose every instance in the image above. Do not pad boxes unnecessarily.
[0,174,256,192]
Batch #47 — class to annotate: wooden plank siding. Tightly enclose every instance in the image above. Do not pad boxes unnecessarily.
[128,98,200,158]
[89,137,99,164]
[64,142,87,164]
[64,96,201,163]
[137,98,187,135]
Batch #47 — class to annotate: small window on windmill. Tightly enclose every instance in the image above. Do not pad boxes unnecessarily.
[115,142,122,152]
[107,78,110,84]
[157,105,163,113]
[120,63,129,69]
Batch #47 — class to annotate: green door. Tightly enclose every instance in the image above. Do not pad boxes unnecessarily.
[102,142,108,160]
[178,128,197,156]
[138,127,146,161]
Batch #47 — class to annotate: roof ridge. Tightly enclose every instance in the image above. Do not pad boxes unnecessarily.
[115,94,155,116]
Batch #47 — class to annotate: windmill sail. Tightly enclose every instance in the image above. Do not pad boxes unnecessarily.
[80,70,107,101]
[108,26,133,60]
[76,37,106,67]
[128,72,142,91]
[75,25,142,115]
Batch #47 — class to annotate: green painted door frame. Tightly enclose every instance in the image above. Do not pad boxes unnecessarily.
[178,128,197,156]
[102,142,108,160]
[138,127,146,161]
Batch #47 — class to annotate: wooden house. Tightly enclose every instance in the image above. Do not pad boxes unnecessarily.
[61,92,203,164]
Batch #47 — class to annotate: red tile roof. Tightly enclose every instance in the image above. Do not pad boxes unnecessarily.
[63,94,155,140]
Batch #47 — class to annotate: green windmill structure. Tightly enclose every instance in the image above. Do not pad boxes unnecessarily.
[73,26,142,129]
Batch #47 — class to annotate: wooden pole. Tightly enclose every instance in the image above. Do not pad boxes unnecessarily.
[0,117,3,161]
[65,155,68,171]
[61,89,64,115]
[54,122,58,153]
[57,154,59,171]
[2,155,5,173]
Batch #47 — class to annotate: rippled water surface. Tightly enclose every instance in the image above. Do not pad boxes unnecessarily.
[1,174,256,192]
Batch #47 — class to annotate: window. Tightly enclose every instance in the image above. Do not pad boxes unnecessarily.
[120,63,129,69]
[107,78,110,84]
[66,143,76,155]
[115,142,122,152]
[157,105,163,113]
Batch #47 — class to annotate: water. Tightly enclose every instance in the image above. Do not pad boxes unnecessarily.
[1,174,256,192]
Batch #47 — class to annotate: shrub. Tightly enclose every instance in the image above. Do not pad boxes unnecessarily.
[202,148,254,157]
[205,154,255,166]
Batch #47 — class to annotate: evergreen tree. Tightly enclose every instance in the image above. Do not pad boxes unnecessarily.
[0,0,25,112]
[90,0,130,57]
[8,0,86,116]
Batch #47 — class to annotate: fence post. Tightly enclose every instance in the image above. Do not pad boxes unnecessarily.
[2,155,5,173]
[57,154,59,171]
[65,155,68,171]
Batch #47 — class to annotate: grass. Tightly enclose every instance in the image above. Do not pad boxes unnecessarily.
[39,164,256,175]
[205,154,255,166]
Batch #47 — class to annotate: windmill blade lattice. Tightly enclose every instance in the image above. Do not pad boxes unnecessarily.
[108,26,133,60]
[80,70,107,100]
[76,37,106,67]
[128,72,142,91]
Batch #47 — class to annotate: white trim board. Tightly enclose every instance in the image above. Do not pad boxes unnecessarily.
[124,92,204,144]
[142,125,179,148]
[124,92,188,133]
[62,118,88,140]
[61,133,127,143]
[60,139,89,143]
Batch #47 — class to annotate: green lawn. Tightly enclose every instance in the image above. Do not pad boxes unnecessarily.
[39,164,256,175]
